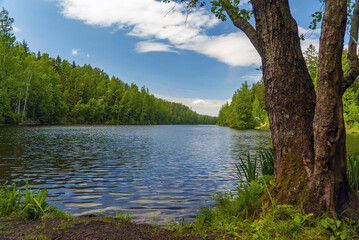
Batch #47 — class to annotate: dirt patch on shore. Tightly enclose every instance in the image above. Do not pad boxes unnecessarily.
[0,215,215,240]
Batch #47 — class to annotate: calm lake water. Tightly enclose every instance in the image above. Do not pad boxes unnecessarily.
[0,125,358,223]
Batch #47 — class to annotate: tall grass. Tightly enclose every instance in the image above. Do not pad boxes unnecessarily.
[259,148,274,175]
[235,148,274,183]
[347,154,359,194]
[181,175,359,239]
[235,153,258,182]
[183,150,359,239]
[0,180,66,220]
[236,148,358,196]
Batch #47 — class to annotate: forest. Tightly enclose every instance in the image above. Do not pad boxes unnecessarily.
[217,80,267,129]
[218,44,359,131]
[0,9,216,126]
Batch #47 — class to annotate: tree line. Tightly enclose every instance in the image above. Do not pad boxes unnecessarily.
[218,44,359,131]
[217,80,267,129]
[304,44,359,131]
[0,8,216,125]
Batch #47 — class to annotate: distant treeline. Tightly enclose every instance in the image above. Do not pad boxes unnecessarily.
[218,44,359,131]
[217,81,267,129]
[304,45,359,131]
[0,9,216,125]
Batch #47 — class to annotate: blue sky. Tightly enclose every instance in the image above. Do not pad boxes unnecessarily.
[1,0,322,116]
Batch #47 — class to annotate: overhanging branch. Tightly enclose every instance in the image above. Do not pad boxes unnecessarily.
[226,10,262,57]
[223,2,262,58]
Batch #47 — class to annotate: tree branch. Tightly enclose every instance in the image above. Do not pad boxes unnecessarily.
[344,0,359,91]
[224,8,262,58]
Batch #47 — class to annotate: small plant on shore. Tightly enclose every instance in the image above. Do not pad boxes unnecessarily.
[114,212,132,222]
[172,177,359,239]
[235,147,274,183]
[235,152,259,182]
[36,223,46,230]
[169,147,359,239]
[320,217,353,240]
[259,148,274,175]
[0,180,66,220]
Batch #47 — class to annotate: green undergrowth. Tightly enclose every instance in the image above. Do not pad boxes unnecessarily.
[0,180,135,224]
[114,211,132,222]
[168,176,359,239]
[0,180,69,220]
[346,125,359,133]
[167,149,359,239]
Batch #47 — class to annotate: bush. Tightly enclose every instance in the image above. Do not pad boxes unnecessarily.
[0,180,66,220]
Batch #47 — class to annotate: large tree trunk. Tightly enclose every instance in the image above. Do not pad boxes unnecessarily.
[311,0,358,216]
[251,0,316,203]
[220,0,359,217]
[249,0,358,216]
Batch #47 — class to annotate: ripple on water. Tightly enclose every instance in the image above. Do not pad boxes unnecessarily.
[0,125,272,224]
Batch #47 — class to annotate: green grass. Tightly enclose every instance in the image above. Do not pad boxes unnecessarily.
[114,212,132,222]
[235,152,259,182]
[36,223,46,230]
[167,149,359,239]
[346,125,359,133]
[0,180,68,220]
[52,220,70,230]
[33,233,50,240]
[348,154,359,195]
[234,147,274,183]
[2,151,358,239]
[168,176,359,239]
[259,148,274,175]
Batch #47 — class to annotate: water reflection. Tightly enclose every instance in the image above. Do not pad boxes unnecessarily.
[6,125,352,224]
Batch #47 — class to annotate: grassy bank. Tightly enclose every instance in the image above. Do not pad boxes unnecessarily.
[347,128,359,134]
[166,149,359,239]
[1,152,359,239]
[169,176,359,239]
[0,181,205,239]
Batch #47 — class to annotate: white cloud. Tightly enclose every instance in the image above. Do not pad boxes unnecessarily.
[241,73,262,82]
[13,26,22,32]
[298,26,321,36]
[136,41,178,53]
[179,32,260,67]
[155,94,231,116]
[72,48,79,55]
[301,37,320,53]
[72,49,91,57]
[57,0,260,67]
[298,26,320,52]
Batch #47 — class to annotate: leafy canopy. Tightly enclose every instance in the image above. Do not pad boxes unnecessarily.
[163,0,251,21]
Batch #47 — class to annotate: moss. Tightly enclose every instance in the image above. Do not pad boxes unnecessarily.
[36,223,46,230]
[72,218,87,225]
[272,153,309,207]
[33,233,50,240]
[52,220,70,231]
[99,216,113,224]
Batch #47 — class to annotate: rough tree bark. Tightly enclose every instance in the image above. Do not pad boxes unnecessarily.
[311,0,352,216]
[310,0,359,216]
[249,0,316,204]
[172,0,359,217]
[230,0,359,217]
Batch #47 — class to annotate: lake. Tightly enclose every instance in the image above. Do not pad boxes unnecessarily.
[0,125,358,223]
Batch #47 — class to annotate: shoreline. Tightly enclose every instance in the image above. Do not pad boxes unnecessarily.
[347,129,359,134]
[0,215,218,240]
